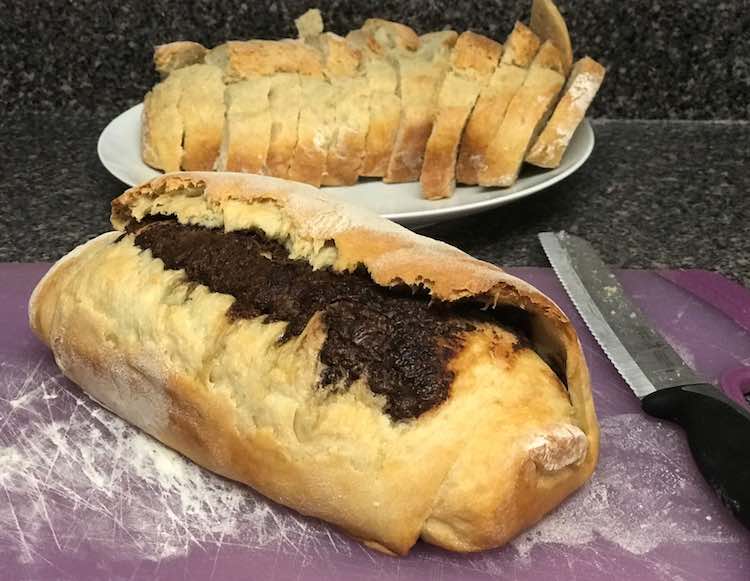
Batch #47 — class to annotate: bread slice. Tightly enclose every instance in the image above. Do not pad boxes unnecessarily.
[478,41,565,187]
[153,42,207,77]
[456,23,541,185]
[204,40,323,82]
[169,64,226,171]
[530,0,573,74]
[385,31,458,183]
[264,73,302,178]
[420,32,502,199]
[294,17,369,187]
[346,20,419,177]
[287,77,336,186]
[141,74,183,172]
[214,77,272,173]
[526,57,605,168]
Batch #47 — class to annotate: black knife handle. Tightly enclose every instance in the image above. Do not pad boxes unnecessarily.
[642,383,750,530]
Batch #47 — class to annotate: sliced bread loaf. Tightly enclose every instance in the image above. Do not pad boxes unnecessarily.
[214,77,272,173]
[385,30,458,183]
[420,31,502,199]
[456,22,540,185]
[478,41,565,187]
[526,56,605,168]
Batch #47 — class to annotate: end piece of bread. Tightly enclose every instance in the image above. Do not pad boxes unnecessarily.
[154,42,207,77]
[385,31,458,183]
[264,73,302,178]
[141,74,184,172]
[526,56,605,168]
[172,64,226,171]
[214,77,272,174]
[456,23,540,185]
[420,32,502,199]
[530,0,574,74]
[478,41,565,187]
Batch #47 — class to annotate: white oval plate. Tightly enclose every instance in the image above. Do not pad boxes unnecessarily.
[98,103,594,228]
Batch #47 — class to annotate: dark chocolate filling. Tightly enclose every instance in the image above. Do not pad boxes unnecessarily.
[127,219,528,421]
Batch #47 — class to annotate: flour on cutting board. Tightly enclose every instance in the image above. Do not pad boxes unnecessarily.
[0,361,742,567]
[510,413,738,559]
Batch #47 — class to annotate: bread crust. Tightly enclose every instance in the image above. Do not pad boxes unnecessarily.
[526,56,605,168]
[32,173,598,556]
[154,41,207,76]
[205,40,323,82]
[530,0,574,74]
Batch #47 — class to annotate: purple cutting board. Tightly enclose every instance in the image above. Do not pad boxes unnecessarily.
[1,264,749,581]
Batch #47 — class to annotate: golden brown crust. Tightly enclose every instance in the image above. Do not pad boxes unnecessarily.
[205,40,323,82]
[154,41,207,76]
[530,0,574,74]
[35,172,598,556]
[526,56,605,168]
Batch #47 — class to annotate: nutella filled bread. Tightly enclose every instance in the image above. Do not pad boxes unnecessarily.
[29,172,598,555]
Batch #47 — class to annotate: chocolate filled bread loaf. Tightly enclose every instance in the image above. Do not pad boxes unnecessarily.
[29,172,598,555]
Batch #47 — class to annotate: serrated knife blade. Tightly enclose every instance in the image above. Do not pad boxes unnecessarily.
[538,231,702,397]
[538,231,750,531]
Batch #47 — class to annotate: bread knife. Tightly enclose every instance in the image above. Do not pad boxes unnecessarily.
[539,231,750,530]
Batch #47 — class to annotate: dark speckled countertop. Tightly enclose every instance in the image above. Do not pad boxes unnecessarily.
[1,113,748,286]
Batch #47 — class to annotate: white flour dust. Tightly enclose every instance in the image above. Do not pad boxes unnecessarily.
[0,360,744,568]
[511,413,739,558]
[0,361,351,564]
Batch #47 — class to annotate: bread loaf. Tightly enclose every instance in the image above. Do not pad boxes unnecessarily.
[30,172,599,556]
[139,0,604,194]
